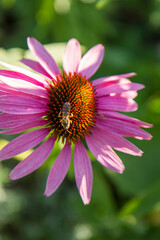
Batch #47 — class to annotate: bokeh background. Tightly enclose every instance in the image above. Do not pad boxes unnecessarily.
[0,0,160,239]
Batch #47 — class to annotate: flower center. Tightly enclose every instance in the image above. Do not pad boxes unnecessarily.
[45,72,97,143]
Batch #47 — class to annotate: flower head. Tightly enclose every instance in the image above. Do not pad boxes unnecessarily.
[0,38,152,204]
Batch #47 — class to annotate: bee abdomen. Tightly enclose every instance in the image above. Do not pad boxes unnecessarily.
[62,102,70,117]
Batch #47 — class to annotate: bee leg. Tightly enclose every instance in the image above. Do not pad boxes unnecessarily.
[67,129,72,134]
[58,111,62,117]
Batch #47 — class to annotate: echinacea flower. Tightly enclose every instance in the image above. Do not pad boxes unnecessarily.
[0,38,152,205]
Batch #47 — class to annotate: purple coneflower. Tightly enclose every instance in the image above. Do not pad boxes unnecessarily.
[0,38,152,204]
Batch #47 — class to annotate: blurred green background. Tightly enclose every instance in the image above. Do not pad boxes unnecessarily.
[0,0,160,239]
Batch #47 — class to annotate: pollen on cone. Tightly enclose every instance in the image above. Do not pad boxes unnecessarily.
[45,72,97,143]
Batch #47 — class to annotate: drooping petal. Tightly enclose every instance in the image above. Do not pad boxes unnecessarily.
[0,94,48,115]
[0,94,47,108]
[10,136,56,180]
[20,59,52,79]
[99,110,153,128]
[0,128,50,161]
[0,75,48,98]
[78,44,104,79]
[0,103,47,115]
[0,69,46,88]
[63,38,81,75]
[0,61,47,85]
[92,72,136,86]
[86,134,125,173]
[74,142,93,205]
[0,112,44,129]
[91,127,143,156]
[0,83,49,104]
[0,119,47,135]
[44,143,71,197]
[96,119,152,140]
[97,95,138,112]
[27,37,60,79]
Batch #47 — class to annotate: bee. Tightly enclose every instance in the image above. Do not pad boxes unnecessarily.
[59,102,73,130]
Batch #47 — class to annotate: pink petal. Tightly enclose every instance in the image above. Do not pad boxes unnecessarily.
[0,82,18,94]
[78,44,104,79]
[93,78,131,90]
[63,38,81,75]
[0,94,47,108]
[86,134,125,173]
[0,61,47,85]
[44,143,71,197]
[96,118,152,140]
[0,75,48,98]
[0,94,48,115]
[0,83,49,104]
[92,72,137,86]
[20,59,52,79]
[97,95,138,112]
[74,142,93,205]
[0,103,47,115]
[0,128,50,161]
[95,82,144,97]
[27,37,60,79]
[120,91,138,99]
[0,69,46,88]
[91,127,143,156]
[10,136,56,180]
[0,112,44,129]
[0,119,47,135]
[99,110,153,128]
